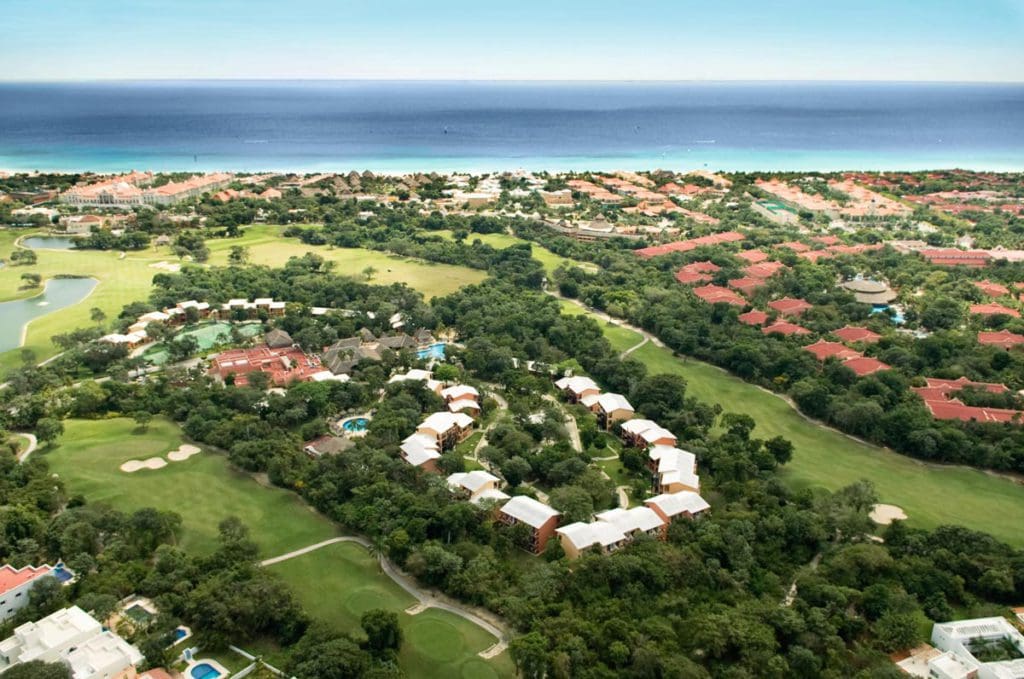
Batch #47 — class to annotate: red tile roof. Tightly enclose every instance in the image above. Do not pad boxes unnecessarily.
[768,297,812,316]
[833,326,882,344]
[978,330,1024,348]
[798,250,835,262]
[778,241,810,253]
[743,261,787,279]
[209,345,325,386]
[812,235,841,245]
[804,340,862,361]
[919,248,992,267]
[0,565,52,595]
[737,310,769,326]
[736,249,769,263]
[842,356,890,376]
[692,284,746,306]
[634,231,745,258]
[682,260,721,273]
[970,303,1020,318]
[728,277,766,296]
[974,280,1010,297]
[922,376,1008,394]
[913,378,1022,423]
[762,321,810,336]
[674,270,711,285]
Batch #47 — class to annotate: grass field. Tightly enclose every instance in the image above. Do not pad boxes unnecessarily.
[266,541,514,679]
[573,309,1024,545]
[42,417,339,555]
[206,225,487,296]
[433,229,593,276]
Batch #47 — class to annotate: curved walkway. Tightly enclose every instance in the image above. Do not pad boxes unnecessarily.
[15,433,38,463]
[259,536,510,658]
[619,335,649,358]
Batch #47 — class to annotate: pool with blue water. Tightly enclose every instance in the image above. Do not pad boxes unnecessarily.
[417,342,446,360]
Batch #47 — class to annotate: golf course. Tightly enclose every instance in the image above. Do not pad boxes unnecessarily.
[41,417,513,677]
[574,307,1024,546]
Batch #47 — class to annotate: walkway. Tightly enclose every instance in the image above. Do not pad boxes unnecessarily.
[259,537,510,658]
[619,335,649,359]
[14,433,37,463]
[541,394,582,453]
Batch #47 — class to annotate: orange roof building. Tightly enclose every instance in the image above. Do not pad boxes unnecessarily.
[634,231,745,258]
[692,285,746,306]
[833,326,882,344]
[768,297,813,317]
[978,330,1024,348]
[737,310,769,326]
[970,303,1020,318]
[974,280,1010,297]
[728,277,766,296]
[804,340,861,361]
[762,321,810,336]
[736,249,769,263]
[841,356,890,376]
[743,261,787,279]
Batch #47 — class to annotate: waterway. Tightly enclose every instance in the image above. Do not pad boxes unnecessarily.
[0,277,98,353]
[21,236,79,250]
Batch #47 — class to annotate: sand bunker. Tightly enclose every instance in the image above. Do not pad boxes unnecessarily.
[120,457,168,473]
[870,504,908,525]
[149,261,181,272]
[167,444,201,462]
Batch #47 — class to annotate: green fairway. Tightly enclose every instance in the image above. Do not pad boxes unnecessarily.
[572,307,1024,545]
[206,225,487,297]
[433,229,594,276]
[267,541,514,679]
[42,418,338,555]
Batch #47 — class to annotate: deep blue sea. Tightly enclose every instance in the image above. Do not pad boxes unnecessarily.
[0,81,1022,173]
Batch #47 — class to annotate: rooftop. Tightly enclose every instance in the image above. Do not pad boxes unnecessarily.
[500,496,560,528]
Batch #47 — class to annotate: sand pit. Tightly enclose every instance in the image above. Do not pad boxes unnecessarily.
[870,504,907,525]
[167,444,201,462]
[149,261,181,272]
[120,457,168,473]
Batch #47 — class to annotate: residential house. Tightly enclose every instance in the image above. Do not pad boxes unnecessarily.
[441,385,481,416]
[416,412,474,451]
[649,446,700,493]
[498,496,561,554]
[554,376,600,403]
[927,617,1024,679]
[0,606,143,678]
[400,434,441,471]
[556,522,628,560]
[767,297,812,317]
[738,310,769,326]
[978,330,1024,349]
[620,419,677,448]
[446,471,509,505]
[645,492,711,524]
[833,326,882,344]
[595,506,666,541]
[0,565,54,622]
[593,393,634,429]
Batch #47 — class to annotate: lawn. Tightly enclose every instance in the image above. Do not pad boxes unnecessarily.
[568,305,1024,545]
[267,541,514,679]
[206,225,487,297]
[41,417,339,555]
[432,229,594,277]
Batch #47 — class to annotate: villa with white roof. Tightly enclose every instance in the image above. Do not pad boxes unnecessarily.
[592,393,635,429]
[554,376,600,403]
[416,412,475,450]
[0,606,143,679]
[649,446,700,493]
[498,496,561,554]
[919,616,1024,679]
[400,433,441,473]
[446,470,509,505]
[595,506,666,541]
[645,491,710,525]
[556,521,628,560]
[441,385,481,416]
[620,419,677,448]
[388,368,443,394]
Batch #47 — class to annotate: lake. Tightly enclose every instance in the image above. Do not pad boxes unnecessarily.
[0,277,99,353]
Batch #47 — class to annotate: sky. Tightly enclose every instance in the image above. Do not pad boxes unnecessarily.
[3,0,1024,82]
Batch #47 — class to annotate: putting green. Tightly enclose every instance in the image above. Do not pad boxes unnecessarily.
[405,617,465,663]
[573,307,1024,546]
[42,417,338,555]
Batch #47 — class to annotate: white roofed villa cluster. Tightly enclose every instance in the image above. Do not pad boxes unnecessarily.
[391,369,482,473]
[552,373,711,560]
[99,297,283,348]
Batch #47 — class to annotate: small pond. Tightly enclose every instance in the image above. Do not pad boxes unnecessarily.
[22,236,79,250]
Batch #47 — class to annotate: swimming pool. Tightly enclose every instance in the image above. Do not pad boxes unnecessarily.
[342,417,369,432]
[52,566,73,583]
[417,342,446,360]
[189,662,222,679]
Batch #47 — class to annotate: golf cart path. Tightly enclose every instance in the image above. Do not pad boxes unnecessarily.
[15,433,38,462]
[259,536,510,658]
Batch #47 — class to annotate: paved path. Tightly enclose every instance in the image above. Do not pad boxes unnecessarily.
[549,291,665,349]
[542,394,582,452]
[15,433,38,463]
[620,335,649,358]
[259,536,510,658]
[616,485,630,508]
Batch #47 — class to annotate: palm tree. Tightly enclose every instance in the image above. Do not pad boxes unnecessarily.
[367,535,387,573]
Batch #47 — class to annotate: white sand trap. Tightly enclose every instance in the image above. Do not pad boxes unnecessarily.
[120,457,168,473]
[870,504,907,525]
[167,444,201,462]
[149,261,181,272]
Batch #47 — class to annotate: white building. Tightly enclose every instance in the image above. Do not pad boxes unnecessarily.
[0,606,142,678]
[556,521,628,559]
[925,617,1024,679]
[446,470,509,504]
[0,565,54,622]
[594,506,665,540]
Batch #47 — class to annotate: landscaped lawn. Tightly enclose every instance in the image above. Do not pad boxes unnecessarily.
[205,225,487,298]
[566,304,1024,546]
[267,541,514,679]
[432,229,594,276]
[41,417,338,555]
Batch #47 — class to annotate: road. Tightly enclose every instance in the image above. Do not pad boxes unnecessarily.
[15,433,38,463]
[259,536,510,658]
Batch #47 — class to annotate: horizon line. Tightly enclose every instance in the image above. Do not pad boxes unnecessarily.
[2,77,1024,85]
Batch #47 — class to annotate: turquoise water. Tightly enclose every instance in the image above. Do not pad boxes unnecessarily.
[342,417,369,432]
[189,663,221,679]
[23,236,78,250]
[1,82,1021,172]
[417,342,446,360]
[0,277,98,353]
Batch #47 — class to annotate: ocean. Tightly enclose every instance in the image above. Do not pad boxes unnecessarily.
[0,81,1022,173]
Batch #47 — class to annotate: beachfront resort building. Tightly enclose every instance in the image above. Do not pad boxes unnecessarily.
[0,565,55,622]
[0,606,143,679]
[61,171,232,206]
[498,496,561,554]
